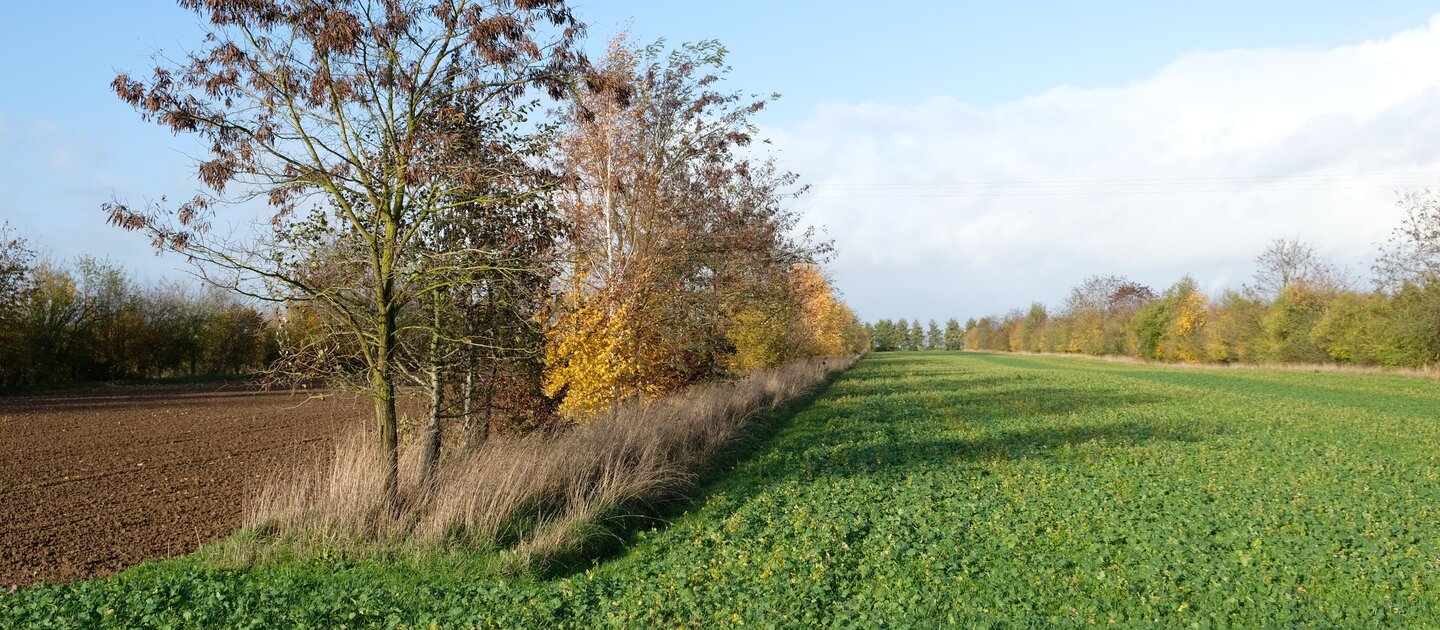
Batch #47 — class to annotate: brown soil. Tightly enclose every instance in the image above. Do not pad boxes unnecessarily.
[0,382,371,589]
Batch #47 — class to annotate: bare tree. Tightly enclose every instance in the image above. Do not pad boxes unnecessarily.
[0,223,36,386]
[104,0,586,511]
[1375,190,1440,291]
[1063,274,1154,315]
[0,222,32,313]
[1250,238,1340,298]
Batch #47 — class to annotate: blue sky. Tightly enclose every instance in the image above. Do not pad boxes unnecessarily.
[577,1,1440,122]
[4,2,1440,321]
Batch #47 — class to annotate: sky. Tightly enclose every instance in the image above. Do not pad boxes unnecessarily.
[4,2,1440,321]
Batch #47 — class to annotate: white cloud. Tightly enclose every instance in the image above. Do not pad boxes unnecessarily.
[772,15,1440,321]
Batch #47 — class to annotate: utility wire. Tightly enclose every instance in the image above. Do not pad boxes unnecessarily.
[809,171,1440,188]
[802,171,1440,198]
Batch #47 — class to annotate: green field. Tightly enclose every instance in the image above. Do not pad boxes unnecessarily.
[7,352,1440,627]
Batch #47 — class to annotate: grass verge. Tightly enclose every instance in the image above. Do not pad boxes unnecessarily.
[212,356,858,574]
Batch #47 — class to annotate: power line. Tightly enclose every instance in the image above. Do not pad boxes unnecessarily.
[808,171,1440,189]
[802,171,1440,199]
[810,185,1433,199]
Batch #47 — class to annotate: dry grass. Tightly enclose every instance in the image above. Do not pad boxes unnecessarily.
[222,356,857,571]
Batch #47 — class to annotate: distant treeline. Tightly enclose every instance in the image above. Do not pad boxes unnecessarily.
[0,239,276,388]
[874,193,1440,369]
[866,318,966,352]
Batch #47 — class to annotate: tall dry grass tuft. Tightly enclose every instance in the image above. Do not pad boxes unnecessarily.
[231,356,857,569]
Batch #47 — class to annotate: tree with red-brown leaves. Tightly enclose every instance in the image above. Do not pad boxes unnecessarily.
[104,0,587,513]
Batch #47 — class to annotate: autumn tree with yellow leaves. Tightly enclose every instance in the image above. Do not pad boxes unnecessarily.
[543,37,844,421]
[727,264,866,373]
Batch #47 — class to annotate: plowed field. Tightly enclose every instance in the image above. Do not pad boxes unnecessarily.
[0,384,366,588]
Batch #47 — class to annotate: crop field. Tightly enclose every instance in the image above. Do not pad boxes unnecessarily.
[5,352,1440,626]
[0,384,362,588]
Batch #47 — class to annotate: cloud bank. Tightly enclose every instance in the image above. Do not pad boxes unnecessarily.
[775,15,1440,321]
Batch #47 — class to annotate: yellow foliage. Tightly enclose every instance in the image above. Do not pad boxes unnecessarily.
[1071,323,1098,353]
[793,264,850,358]
[1165,292,1210,363]
[1175,292,1209,336]
[728,299,795,373]
[546,265,866,418]
[726,264,865,374]
[542,293,666,421]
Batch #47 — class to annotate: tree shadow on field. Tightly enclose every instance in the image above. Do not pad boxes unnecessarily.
[541,358,1196,580]
[794,419,1203,487]
[825,358,1062,403]
[538,367,851,579]
[770,381,1191,485]
[814,375,1174,429]
[751,374,1205,519]
[931,385,1174,422]
[826,374,1026,401]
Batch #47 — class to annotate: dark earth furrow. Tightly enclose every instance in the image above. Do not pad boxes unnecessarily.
[0,383,369,588]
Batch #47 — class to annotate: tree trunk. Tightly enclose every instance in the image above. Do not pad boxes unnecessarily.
[372,351,399,517]
[421,361,443,485]
[374,216,400,517]
[460,351,475,447]
[465,281,496,448]
[480,360,498,441]
[604,133,621,422]
[421,291,444,486]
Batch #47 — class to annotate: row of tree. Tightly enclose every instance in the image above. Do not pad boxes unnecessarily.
[0,232,275,388]
[945,194,1440,368]
[866,318,964,351]
[101,1,865,507]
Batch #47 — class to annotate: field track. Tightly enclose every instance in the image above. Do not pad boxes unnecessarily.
[0,383,366,588]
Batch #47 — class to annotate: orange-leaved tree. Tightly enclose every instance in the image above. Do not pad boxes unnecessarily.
[545,35,825,420]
